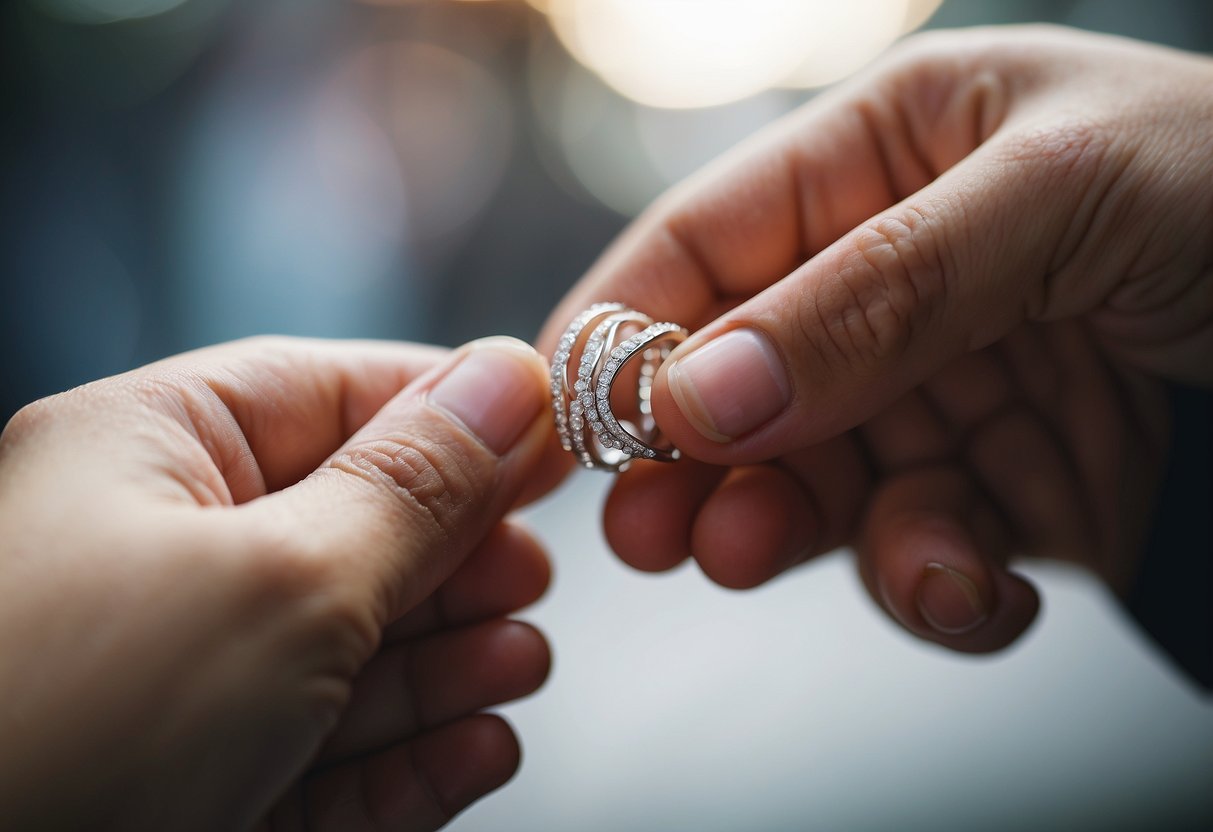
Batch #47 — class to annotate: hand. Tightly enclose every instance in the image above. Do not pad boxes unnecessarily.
[0,336,563,830]
[542,26,1212,652]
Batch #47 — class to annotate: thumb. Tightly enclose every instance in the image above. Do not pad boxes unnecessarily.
[652,128,1112,464]
[240,337,554,625]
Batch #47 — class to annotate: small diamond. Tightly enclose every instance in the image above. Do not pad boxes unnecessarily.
[570,401,583,415]
[574,380,586,392]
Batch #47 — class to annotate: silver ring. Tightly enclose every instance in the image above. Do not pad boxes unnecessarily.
[550,304,688,472]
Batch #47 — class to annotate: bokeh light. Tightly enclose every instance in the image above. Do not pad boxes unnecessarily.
[526,0,944,215]
[27,0,191,25]
[17,0,231,109]
[537,0,942,109]
[172,20,414,345]
[778,0,914,88]
[545,0,824,109]
[529,25,807,218]
[528,38,665,216]
[349,40,515,242]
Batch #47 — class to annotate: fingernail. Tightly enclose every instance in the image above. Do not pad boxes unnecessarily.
[666,327,790,443]
[428,337,544,455]
[916,563,988,635]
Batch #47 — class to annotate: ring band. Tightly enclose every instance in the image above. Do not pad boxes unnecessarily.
[551,304,688,471]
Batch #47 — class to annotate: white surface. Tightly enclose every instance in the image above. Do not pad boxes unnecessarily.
[450,472,1213,832]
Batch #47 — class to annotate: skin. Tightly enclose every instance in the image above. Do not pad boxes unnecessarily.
[541,25,1212,653]
[0,336,567,830]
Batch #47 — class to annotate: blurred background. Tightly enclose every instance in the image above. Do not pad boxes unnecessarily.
[2,1,1211,829]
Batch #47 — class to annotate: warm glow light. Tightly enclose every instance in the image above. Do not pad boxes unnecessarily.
[904,0,945,30]
[546,0,825,109]
[529,0,948,215]
[778,0,911,88]
[540,0,943,108]
[536,51,663,216]
[528,31,805,217]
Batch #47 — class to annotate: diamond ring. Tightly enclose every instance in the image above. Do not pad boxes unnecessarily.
[550,304,688,472]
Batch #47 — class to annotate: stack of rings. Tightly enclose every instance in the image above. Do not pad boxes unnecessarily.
[550,303,689,472]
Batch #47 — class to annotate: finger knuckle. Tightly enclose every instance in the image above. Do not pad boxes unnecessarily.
[889,24,1068,76]
[1000,119,1110,178]
[883,28,965,71]
[997,120,1117,293]
[879,28,999,90]
[328,433,485,547]
[227,333,307,355]
[802,208,949,372]
[2,398,55,447]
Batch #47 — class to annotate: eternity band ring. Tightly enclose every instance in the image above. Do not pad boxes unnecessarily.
[550,303,689,472]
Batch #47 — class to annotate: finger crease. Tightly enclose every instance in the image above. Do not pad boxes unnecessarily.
[401,645,424,734]
[407,738,454,825]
